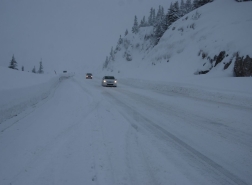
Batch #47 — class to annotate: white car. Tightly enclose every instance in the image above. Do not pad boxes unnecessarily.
[102,76,117,87]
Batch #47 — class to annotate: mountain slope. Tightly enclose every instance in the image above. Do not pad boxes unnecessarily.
[103,0,252,79]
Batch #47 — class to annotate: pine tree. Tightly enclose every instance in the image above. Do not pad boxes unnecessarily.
[22,66,24,71]
[32,66,36,73]
[174,1,180,20]
[167,1,180,25]
[160,5,171,32]
[8,55,18,70]
[148,8,156,26]
[140,16,147,27]
[185,0,193,14]
[155,6,165,27]
[161,12,168,32]
[140,19,144,27]
[152,8,156,26]
[148,8,152,26]
[125,29,128,36]
[193,0,200,9]
[198,0,211,7]
[103,56,109,69]
[155,24,163,43]
[37,60,44,74]
[179,0,186,17]
[132,15,139,34]
[116,35,123,51]
[118,35,123,45]
[110,47,115,61]
[193,0,210,9]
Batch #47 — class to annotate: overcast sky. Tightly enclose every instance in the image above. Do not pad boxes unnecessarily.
[0,0,172,74]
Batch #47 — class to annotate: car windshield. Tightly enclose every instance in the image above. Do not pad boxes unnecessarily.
[86,73,92,75]
[105,76,115,79]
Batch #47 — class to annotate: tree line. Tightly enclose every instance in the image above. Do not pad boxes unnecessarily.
[132,0,213,43]
[8,54,44,74]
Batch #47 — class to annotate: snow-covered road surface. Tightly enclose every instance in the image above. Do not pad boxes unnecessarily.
[0,75,251,185]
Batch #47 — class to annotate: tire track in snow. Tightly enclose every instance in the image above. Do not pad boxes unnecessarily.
[116,88,252,149]
[103,91,249,185]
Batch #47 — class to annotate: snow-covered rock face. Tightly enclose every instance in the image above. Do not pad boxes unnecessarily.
[104,0,252,79]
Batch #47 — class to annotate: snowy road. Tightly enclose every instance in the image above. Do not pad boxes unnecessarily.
[0,75,252,185]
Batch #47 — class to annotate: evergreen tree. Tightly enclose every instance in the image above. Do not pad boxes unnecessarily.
[132,15,139,34]
[37,60,44,74]
[110,47,115,61]
[116,35,123,51]
[160,5,172,32]
[22,66,24,71]
[144,16,147,26]
[185,0,193,14]
[117,35,123,45]
[140,19,144,27]
[155,6,165,27]
[193,0,211,9]
[125,29,128,36]
[8,55,18,70]
[140,16,147,27]
[198,0,211,7]
[148,8,156,26]
[179,0,186,17]
[193,0,200,9]
[155,24,163,43]
[174,1,180,20]
[148,8,152,26]
[167,1,180,25]
[32,66,36,73]
[161,6,165,21]
[103,56,109,69]
[161,12,169,32]
[154,5,166,44]
[151,8,156,26]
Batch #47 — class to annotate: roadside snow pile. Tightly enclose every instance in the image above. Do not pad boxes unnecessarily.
[0,67,65,123]
[119,77,252,109]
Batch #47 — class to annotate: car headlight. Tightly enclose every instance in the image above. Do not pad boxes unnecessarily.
[103,80,106,83]
[114,80,117,83]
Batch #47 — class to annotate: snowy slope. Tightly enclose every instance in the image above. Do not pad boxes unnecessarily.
[103,0,252,79]
[0,67,71,123]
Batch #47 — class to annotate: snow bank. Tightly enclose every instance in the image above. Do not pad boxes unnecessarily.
[0,67,71,123]
[119,77,252,109]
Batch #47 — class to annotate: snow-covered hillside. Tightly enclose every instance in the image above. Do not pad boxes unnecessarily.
[103,0,252,79]
[0,67,72,123]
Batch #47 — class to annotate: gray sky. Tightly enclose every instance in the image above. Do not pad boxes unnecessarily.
[0,0,171,73]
